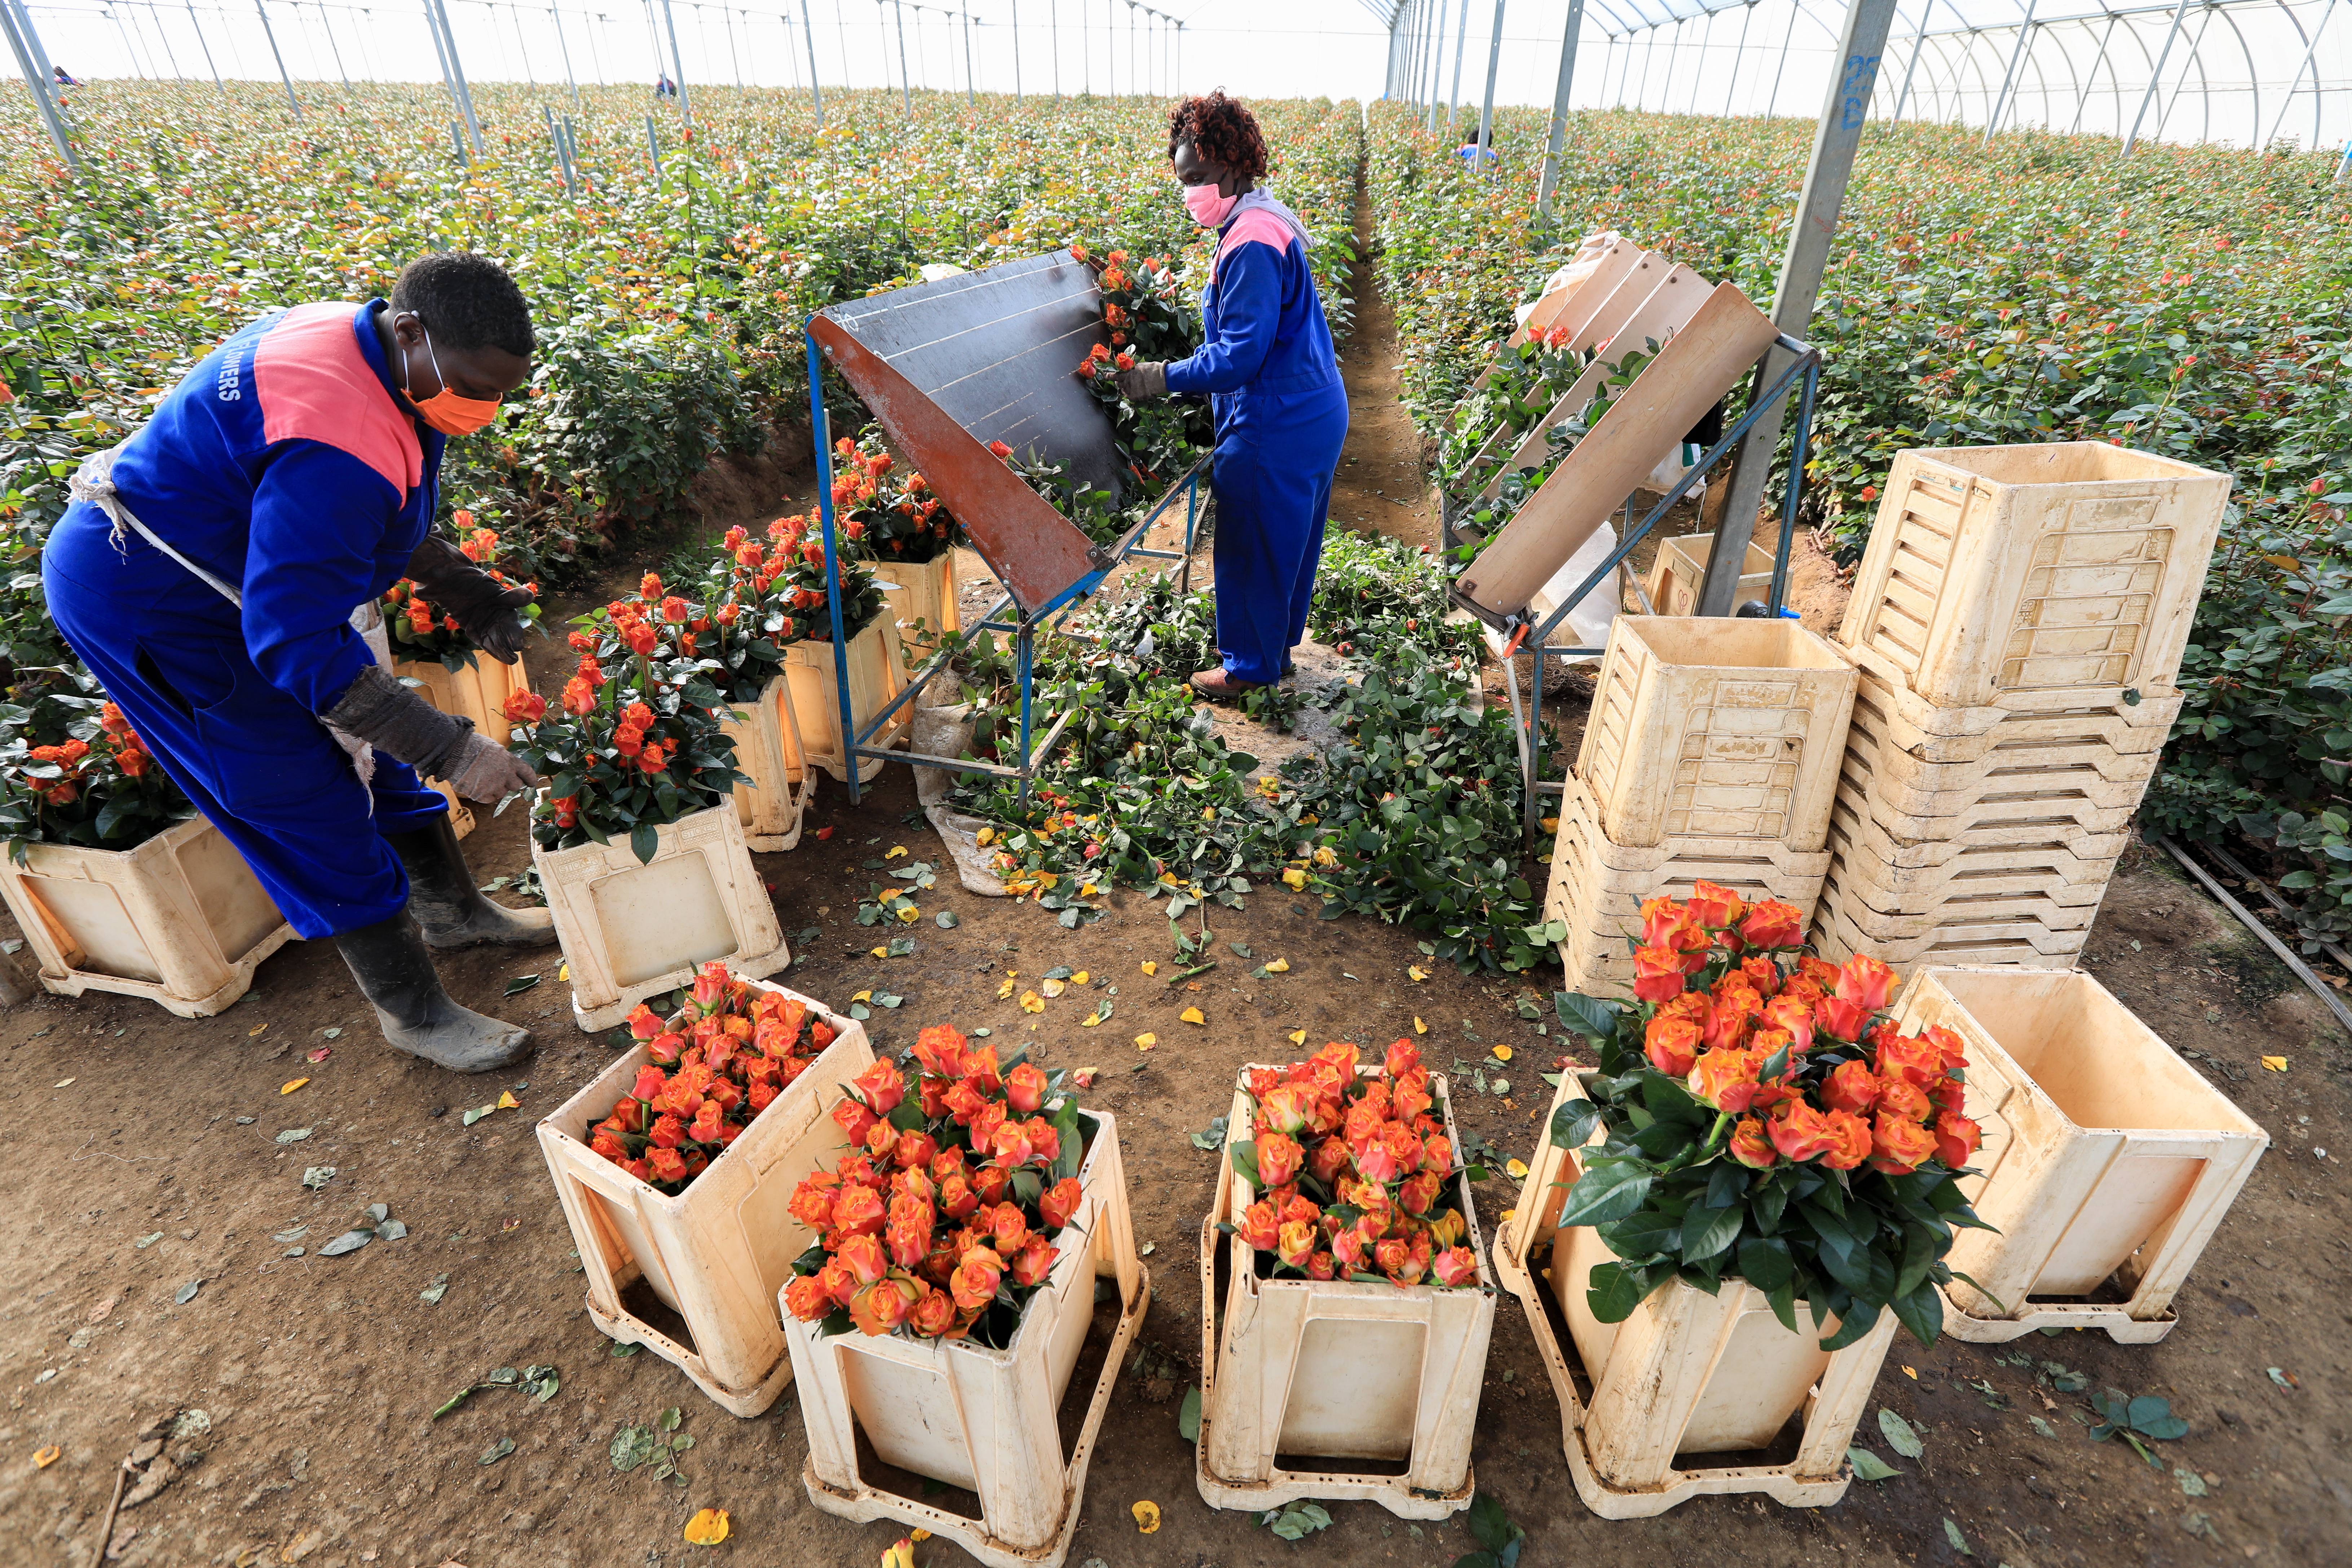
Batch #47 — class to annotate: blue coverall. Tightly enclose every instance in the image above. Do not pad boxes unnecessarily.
[44,300,453,940]
[1163,202,1349,686]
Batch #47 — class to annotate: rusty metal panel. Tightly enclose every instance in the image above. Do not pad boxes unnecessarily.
[811,250,1116,617]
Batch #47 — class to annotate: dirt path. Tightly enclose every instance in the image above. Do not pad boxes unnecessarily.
[1331,177,1438,552]
[6,264,2352,1568]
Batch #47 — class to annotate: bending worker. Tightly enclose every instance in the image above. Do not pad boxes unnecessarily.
[1116,91,1348,700]
[45,253,552,1073]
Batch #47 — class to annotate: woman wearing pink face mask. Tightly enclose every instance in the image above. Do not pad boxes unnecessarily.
[1116,92,1347,700]
[44,252,555,1073]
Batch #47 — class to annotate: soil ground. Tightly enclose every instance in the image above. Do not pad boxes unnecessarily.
[8,209,2352,1568]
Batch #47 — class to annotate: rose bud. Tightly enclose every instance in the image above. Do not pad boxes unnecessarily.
[1767,1100,1838,1163]
[1255,1132,1304,1190]
[864,1117,899,1162]
[937,1173,981,1220]
[1813,995,1869,1043]
[1025,1122,1061,1167]
[1821,1108,1872,1171]
[1305,1251,1337,1281]
[1383,1038,1422,1079]
[1373,1237,1411,1280]
[747,1080,779,1114]
[1738,898,1805,950]
[788,1174,839,1230]
[689,1100,727,1145]
[835,1233,890,1288]
[849,1277,917,1337]
[1729,1115,1777,1169]
[1312,1040,1361,1079]
[893,1129,939,1172]
[1834,954,1899,1012]
[1432,1246,1480,1289]
[1398,1170,1443,1216]
[950,1248,1006,1313]
[930,1147,968,1182]
[831,1184,887,1238]
[1236,1200,1281,1252]
[1878,1078,1933,1123]
[1868,1111,1938,1174]
[1427,1207,1466,1249]
[831,1097,880,1148]
[1934,1112,1982,1168]
[784,1273,835,1322]
[630,1064,670,1103]
[645,1147,688,1185]
[853,1061,906,1115]
[1276,1220,1318,1271]
[1004,1061,1050,1114]
[605,1099,645,1134]
[1645,1016,1702,1077]
[1762,994,1815,1053]
[913,1024,967,1074]
[886,1216,931,1272]
[907,1281,958,1338]
[647,1113,687,1151]
[969,1101,1008,1154]
[970,1164,1010,1204]
[810,1019,837,1051]
[1875,1032,1945,1090]
[1923,1024,1968,1074]
[988,1202,1032,1255]
[591,1130,628,1162]
[627,1002,664,1040]
[1010,1236,1059,1288]
[1308,1138,1351,1186]
[958,1044,1002,1093]
[1631,945,1690,1003]
[1686,879,1747,931]
[1256,1083,1311,1136]
[817,1256,860,1307]
[1331,1226,1368,1271]
[1687,1048,1766,1113]
[1039,1176,1084,1231]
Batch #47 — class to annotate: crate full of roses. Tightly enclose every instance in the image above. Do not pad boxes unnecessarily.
[1195,1039,1495,1519]
[536,961,873,1417]
[1492,881,1993,1517]
[779,1024,1146,1568]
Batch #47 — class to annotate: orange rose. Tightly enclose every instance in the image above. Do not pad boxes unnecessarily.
[1821,1108,1872,1170]
[1256,1131,1303,1189]
[1003,1060,1050,1114]
[949,1247,1004,1312]
[1834,955,1899,1012]
[1762,993,1815,1052]
[1869,1111,1938,1174]
[1729,1115,1777,1169]
[1631,945,1689,1003]
[1878,1078,1933,1123]
[1644,1015,1701,1076]
[1739,898,1805,949]
[784,1273,835,1322]
[1934,1112,1982,1168]
[1687,1048,1765,1113]
[1766,1100,1838,1162]
[1638,895,1691,948]
[1235,1200,1280,1252]
[1039,1176,1084,1231]
[1822,1060,1882,1116]
[1874,1032,1946,1090]
[1686,880,1746,930]
[849,1276,917,1336]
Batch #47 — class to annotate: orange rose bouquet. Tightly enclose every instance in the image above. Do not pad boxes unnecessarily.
[583,961,841,1194]
[383,519,542,670]
[0,679,191,853]
[1546,883,1991,1349]
[1222,1039,1484,1292]
[782,1025,1093,1347]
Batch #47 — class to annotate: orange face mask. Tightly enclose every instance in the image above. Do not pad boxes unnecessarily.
[398,321,502,436]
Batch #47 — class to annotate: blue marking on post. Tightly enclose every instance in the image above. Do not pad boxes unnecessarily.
[805,325,859,804]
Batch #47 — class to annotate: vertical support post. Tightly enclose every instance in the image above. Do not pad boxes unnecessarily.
[894,0,911,112]
[551,3,582,107]
[1767,0,1797,115]
[803,0,823,126]
[5,0,54,86]
[1890,0,1933,123]
[2071,13,2117,132]
[547,103,575,192]
[1427,0,1448,132]
[314,1,349,89]
[255,0,302,118]
[1536,0,1583,217]
[2122,0,2192,154]
[1476,0,1504,152]
[962,1,974,103]
[1697,0,1898,617]
[186,0,225,93]
[647,113,662,184]
[428,0,482,154]
[804,328,863,807]
[1447,0,1469,134]
[1982,0,2036,146]
[2260,0,2336,150]
[1053,0,1062,100]
[1011,0,1020,98]
[0,0,75,171]
[659,0,693,123]
[1727,3,1755,115]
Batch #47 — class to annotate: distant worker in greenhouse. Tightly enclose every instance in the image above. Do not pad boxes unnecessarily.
[45,252,553,1074]
[1113,91,1347,700]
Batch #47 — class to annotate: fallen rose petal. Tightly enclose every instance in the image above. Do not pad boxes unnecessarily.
[1131,1500,1161,1534]
[280,1078,308,1095]
[683,1507,730,1545]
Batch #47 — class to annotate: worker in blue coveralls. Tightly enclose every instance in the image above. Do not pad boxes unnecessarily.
[44,253,553,1073]
[1113,92,1348,701]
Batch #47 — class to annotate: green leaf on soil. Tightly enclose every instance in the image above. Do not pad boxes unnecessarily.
[1847,1446,1899,1481]
[421,1273,450,1305]
[1178,1386,1201,1443]
[478,1437,515,1466]
[1942,1519,1971,1555]
[1879,1408,1924,1458]
[504,973,542,996]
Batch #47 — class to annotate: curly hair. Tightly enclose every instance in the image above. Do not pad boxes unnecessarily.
[390,251,535,357]
[1167,91,1268,182]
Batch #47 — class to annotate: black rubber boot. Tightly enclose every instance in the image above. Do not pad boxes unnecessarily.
[387,814,557,950]
[333,911,533,1073]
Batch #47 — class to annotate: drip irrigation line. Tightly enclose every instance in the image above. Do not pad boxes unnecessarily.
[2155,834,2352,1037]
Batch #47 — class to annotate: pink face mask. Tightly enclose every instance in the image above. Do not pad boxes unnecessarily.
[1184,183,1239,229]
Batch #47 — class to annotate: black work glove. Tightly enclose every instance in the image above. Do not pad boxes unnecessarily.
[405,533,536,664]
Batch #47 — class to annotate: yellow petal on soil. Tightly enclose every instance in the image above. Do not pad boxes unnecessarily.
[1072,971,1090,986]
[885,845,908,860]
[280,1078,308,1095]
[2262,1055,2289,1072]
[871,946,889,959]
[1288,1028,1307,1045]
[996,978,1015,1000]
[1082,1010,1104,1028]
[910,1532,932,1545]
[1902,1366,1919,1379]
[1042,978,1067,998]
[1078,883,1100,898]
[34,1444,60,1468]
[1492,1044,1513,1062]
[1413,1016,1428,1035]
[1140,962,1157,976]
[1408,965,1430,982]
[1135,1033,1156,1050]
[897,906,921,923]
[854,989,874,1004]
[1180,1006,1206,1025]
[248,1023,269,1037]
[681,1506,730,1545]
[975,826,995,847]
[557,963,569,981]
[1265,958,1290,973]
[1131,1500,1161,1534]
[880,1542,914,1568]
[1281,868,1307,890]
[1500,1208,1517,1224]
[1020,991,1046,1014]
[1505,1158,1530,1180]
[497,1090,519,1110]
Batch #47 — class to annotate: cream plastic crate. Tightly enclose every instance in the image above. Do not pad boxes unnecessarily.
[1576,617,1857,852]
[1890,967,2268,1343]
[1546,781,1830,929]
[782,619,913,785]
[1194,1068,1493,1518]
[1844,667,2183,764]
[537,985,872,1414]
[394,653,537,747]
[1826,792,2133,873]
[1832,748,2143,844]
[1642,533,1776,617]
[0,814,295,1018]
[1846,703,2168,799]
[1491,1090,1895,1519]
[786,1109,1149,1568]
[1809,892,2090,971]
[716,675,817,853]
[1826,820,2120,905]
[880,551,960,646]
[1838,443,2229,712]
[532,801,790,1030]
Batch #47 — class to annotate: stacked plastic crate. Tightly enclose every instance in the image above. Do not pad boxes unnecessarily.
[1814,443,2231,969]
[1547,617,1857,994]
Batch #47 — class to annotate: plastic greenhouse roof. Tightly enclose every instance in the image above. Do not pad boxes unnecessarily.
[1364,0,2330,40]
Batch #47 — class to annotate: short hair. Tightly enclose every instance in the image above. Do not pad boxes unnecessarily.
[390,252,535,357]
[1168,92,1269,182]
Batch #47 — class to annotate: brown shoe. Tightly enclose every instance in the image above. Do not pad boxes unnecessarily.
[1188,667,1264,702]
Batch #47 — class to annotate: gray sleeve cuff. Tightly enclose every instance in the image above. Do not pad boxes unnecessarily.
[322,664,473,779]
